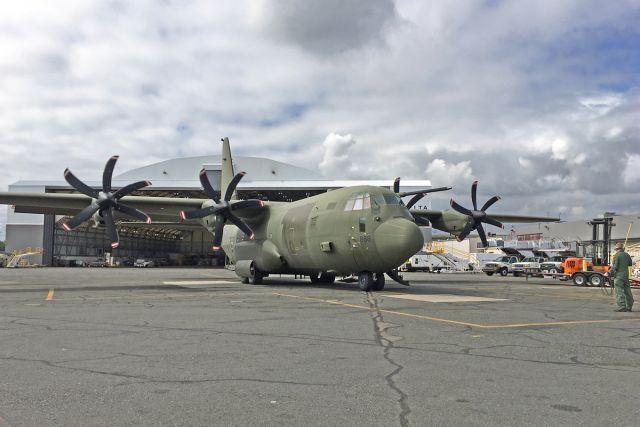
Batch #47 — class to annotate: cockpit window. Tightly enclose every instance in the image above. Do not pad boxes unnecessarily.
[383,194,401,205]
[344,192,371,211]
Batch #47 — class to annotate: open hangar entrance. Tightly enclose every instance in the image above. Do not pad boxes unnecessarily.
[41,188,337,267]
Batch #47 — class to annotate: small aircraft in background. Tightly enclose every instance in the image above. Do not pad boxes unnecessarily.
[0,139,558,291]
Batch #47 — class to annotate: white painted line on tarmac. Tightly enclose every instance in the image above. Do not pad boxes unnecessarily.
[382,294,508,303]
[163,280,238,285]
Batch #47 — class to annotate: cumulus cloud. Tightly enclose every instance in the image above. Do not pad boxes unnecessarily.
[254,0,398,55]
[318,133,359,178]
[1,0,640,239]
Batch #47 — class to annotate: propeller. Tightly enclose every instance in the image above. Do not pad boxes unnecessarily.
[393,177,452,225]
[61,156,152,249]
[449,181,503,247]
[180,169,264,250]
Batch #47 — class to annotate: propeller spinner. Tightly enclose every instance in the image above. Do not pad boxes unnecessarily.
[61,156,152,249]
[180,169,264,250]
[449,181,503,247]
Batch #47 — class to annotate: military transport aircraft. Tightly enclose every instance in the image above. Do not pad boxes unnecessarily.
[0,138,558,291]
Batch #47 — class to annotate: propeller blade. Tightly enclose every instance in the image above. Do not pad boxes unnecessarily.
[450,199,473,216]
[471,181,478,211]
[393,177,400,194]
[456,220,475,241]
[101,208,120,249]
[483,217,504,229]
[64,169,99,198]
[480,195,501,212]
[405,194,424,210]
[230,199,264,211]
[227,212,255,239]
[224,172,246,201]
[211,216,225,250]
[114,203,151,223]
[180,205,217,220]
[62,203,101,230]
[398,186,452,197]
[102,156,119,193]
[199,169,220,203]
[386,269,410,286]
[112,180,152,199]
[476,223,488,248]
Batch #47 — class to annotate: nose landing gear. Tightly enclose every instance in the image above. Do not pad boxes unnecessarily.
[358,272,385,292]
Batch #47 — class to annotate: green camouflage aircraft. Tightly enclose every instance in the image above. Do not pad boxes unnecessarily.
[0,138,558,291]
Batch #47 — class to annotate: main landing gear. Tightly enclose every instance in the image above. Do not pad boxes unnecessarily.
[358,272,385,292]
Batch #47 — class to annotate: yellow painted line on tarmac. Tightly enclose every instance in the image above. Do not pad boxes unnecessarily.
[46,288,55,301]
[272,292,640,329]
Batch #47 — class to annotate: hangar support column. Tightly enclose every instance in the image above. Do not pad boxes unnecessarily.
[42,214,55,266]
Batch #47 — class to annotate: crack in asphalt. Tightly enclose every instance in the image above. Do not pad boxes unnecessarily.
[3,315,640,373]
[0,355,331,387]
[366,293,411,427]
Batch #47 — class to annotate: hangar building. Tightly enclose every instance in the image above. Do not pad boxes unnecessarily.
[3,154,432,266]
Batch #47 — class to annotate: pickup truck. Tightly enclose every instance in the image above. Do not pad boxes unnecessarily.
[512,257,546,277]
[540,256,569,274]
[482,255,520,276]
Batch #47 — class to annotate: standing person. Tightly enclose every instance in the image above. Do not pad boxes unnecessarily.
[608,242,634,312]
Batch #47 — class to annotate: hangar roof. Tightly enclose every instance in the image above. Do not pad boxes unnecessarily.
[115,155,325,182]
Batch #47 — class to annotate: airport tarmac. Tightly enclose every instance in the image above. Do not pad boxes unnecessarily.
[0,267,639,426]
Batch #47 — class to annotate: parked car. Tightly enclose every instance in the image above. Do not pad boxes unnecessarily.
[134,259,155,268]
[512,257,546,277]
[482,255,520,276]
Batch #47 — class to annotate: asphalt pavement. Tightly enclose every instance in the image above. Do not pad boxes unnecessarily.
[1,267,639,426]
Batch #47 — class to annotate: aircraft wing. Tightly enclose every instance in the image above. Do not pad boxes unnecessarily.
[485,213,560,223]
[410,209,559,224]
[0,192,206,222]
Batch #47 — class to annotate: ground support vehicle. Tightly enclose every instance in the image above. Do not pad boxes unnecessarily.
[482,255,520,276]
[134,259,155,268]
[545,257,610,286]
[512,257,545,277]
[540,256,569,274]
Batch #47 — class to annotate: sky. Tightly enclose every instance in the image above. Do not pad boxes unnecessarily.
[1,0,640,240]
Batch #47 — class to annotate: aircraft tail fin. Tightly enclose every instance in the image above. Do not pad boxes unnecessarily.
[220,137,236,200]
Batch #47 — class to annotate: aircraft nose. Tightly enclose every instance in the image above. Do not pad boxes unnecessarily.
[374,218,424,268]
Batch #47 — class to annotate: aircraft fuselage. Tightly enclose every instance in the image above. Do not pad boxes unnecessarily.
[220,185,424,276]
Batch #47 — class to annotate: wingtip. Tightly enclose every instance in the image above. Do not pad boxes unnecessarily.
[199,169,206,176]
[249,233,255,240]
[179,211,186,220]
[111,242,119,249]
[145,181,152,187]
[61,223,71,231]
[111,155,120,160]
[146,216,152,224]
[212,246,220,250]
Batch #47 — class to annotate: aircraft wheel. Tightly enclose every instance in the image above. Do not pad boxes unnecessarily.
[499,267,508,277]
[309,272,322,284]
[320,273,336,285]
[249,269,264,285]
[358,271,374,292]
[241,277,249,284]
[371,273,385,291]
